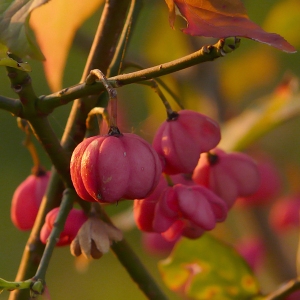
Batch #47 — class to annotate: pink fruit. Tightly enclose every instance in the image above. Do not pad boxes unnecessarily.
[161,219,205,241]
[40,208,88,246]
[134,175,169,232]
[134,179,227,240]
[193,148,260,208]
[70,132,162,203]
[152,184,228,234]
[161,219,187,241]
[153,110,220,174]
[11,171,50,230]
[269,195,300,232]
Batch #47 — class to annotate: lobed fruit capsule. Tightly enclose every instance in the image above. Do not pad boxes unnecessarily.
[40,207,88,246]
[193,148,260,208]
[70,132,162,203]
[134,175,169,232]
[152,184,228,233]
[153,109,221,174]
[11,171,50,230]
[134,181,228,240]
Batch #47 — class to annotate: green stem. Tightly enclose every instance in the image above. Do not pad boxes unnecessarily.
[138,80,175,116]
[155,77,184,110]
[0,95,21,115]
[111,240,169,300]
[107,0,143,77]
[100,210,169,300]
[122,62,184,109]
[34,189,75,282]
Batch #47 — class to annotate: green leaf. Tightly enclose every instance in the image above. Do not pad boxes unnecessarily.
[0,277,31,291]
[159,234,261,300]
[0,54,31,71]
[0,0,48,60]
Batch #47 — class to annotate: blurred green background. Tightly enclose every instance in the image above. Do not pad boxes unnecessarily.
[0,0,300,299]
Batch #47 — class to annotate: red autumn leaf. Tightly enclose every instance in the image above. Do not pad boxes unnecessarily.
[165,0,296,53]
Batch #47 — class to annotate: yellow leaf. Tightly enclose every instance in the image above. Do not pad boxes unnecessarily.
[30,0,104,91]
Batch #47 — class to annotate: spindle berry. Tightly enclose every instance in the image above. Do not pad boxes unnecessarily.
[193,148,260,208]
[134,175,169,232]
[40,207,88,246]
[153,109,221,174]
[70,131,162,203]
[11,171,50,230]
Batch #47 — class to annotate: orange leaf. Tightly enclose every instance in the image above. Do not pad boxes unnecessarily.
[30,0,104,91]
[165,0,296,53]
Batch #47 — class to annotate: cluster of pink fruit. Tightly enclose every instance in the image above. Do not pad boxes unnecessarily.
[10,109,262,247]
[133,110,260,241]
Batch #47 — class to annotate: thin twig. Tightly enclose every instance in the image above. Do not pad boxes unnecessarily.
[101,209,169,300]
[138,79,175,117]
[0,95,21,115]
[33,189,75,282]
[107,0,143,77]
[38,38,240,113]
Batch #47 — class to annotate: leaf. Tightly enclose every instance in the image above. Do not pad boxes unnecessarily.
[159,234,260,300]
[30,0,104,91]
[0,0,47,60]
[0,56,31,71]
[165,0,296,53]
[0,277,31,291]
